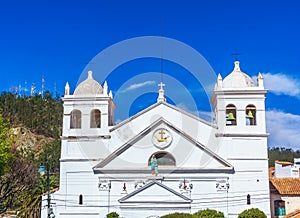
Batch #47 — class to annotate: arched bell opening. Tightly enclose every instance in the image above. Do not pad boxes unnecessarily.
[70,109,82,129]
[226,104,237,126]
[90,109,101,128]
[246,104,256,126]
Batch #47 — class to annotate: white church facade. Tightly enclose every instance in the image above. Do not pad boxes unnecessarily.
[43,61,271,218]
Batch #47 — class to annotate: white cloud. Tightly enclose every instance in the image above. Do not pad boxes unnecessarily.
[262,73,300,97]
[120,81,156,93]
[266,110,300,150]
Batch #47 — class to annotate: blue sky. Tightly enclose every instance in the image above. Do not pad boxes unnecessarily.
[1,0,300,149]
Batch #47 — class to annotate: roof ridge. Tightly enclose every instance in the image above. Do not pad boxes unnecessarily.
[284,209,300,218]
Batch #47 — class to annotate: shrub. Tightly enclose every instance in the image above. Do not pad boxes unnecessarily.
[106,212,119,218]
[194,209,225,217]
[238,208,267,218]
[161,212,196,218]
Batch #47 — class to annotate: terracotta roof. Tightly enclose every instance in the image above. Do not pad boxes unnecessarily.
[284,209,300,218]
[270,178,300,195]
[269,166,275,178]
[275,160,293,165]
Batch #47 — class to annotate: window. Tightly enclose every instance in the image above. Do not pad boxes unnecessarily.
[90,109,101,128]
[274,200,286,216]
[226,104,236,126]
[148,152,176,166]
[70,110,81,129]
[247,194,251,205]
[79,194,83,205]
[246,104,256,125]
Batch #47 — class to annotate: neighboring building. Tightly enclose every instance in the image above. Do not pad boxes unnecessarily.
[270,178,300,217]
[270,159,300,217]
[292,159,300,178]
[42,61,271,218]
[274,160,300,179]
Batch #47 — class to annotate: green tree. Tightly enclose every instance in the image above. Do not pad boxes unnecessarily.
[268,147,300,167]
[194,209,225,217]
[17,174,59,218]
[0,152,37,214]
[0,91,63,138]
[161,212,196,218]
[238,208,267,218]
[106,212,119,218]
[0,113,13,176]
[0,91,62,215]
[37,139,61,173]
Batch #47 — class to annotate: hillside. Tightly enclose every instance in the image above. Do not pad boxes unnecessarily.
[12,126,54,156]
[268,147,300,167]
[0,91,62,217]
[0,91,62,138]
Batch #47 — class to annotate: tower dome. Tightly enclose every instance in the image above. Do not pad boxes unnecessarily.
[74,71,103,95]
[222,61,254,88]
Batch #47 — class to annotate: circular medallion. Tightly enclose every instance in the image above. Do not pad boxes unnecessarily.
[152,128,172,149]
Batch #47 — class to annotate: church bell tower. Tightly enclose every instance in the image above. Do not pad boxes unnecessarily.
[211,61,267,135]
[61,70,116,161]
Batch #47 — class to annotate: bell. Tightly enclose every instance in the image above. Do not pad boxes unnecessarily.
[247,111,254,119]
[227,112,235,121]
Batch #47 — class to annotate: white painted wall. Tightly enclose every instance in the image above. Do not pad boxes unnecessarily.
[44,68,271,218]
[275,163,292,178]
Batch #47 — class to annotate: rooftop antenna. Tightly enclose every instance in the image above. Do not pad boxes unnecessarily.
[157,17,166,103]
[54,82,57,95]
[18,84,22,97]
[41,75,45,98]
[86,61,95,71]
[31,83,36,96]
[160,17,165,83]
[24,80,28,96]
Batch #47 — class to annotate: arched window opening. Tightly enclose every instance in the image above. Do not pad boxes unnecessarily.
[79,194,83,205]
[226,104,237,126]
[148,152,176,166]
[247,194,251,205]
[90,109,101,128]
[274,200,286,216]
[70,110,81,129]
[246,104,256,126]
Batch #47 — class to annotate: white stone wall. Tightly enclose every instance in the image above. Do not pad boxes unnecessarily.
[48,67,271,218]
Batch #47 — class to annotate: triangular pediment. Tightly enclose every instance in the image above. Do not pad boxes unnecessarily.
[118,181,192,203]
[93,117,233,173]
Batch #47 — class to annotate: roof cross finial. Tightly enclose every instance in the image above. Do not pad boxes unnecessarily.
[157,82,166,103]
[158,82,165,90]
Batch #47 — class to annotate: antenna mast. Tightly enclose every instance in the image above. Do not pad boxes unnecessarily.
[160,17,164,83]
[232,52,242,61]
[31,83,36,96]
[42,75,45,98]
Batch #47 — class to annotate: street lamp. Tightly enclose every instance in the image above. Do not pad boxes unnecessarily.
[38,162,52,218]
